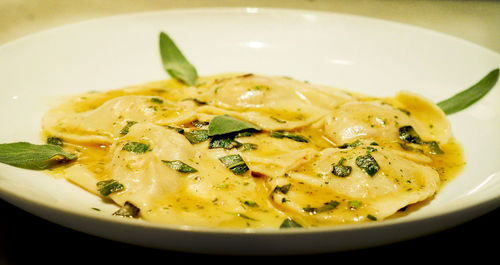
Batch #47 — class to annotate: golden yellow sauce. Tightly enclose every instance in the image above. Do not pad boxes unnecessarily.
[42,74,465,228]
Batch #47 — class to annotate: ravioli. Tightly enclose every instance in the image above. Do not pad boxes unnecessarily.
[42,74,464,228]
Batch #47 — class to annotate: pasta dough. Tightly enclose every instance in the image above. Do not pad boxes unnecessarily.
[42,74,464,228]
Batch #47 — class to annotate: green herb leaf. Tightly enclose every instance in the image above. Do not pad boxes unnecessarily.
[209,137,242,150]
[122,142,150,153]
[219,154,249,175]
[208,115,262,137]
[243,200,258,207]
[113,201,140,218]
[399,125,423,144]
[46,137,63,146]
[183,129,209,144]
[338,140,362,149]
[120,121,138,135]
[159,32,198,86]
[427,141,444,155]
[269,130,309,143]
[96,179,124,196]
[303,200,340,214]
[240,142,258,151]
[367,214,377,221]
[332,157,352,177]
[162,160,198,173]
[348,200,362,210]
[280,218,303,228]
[437,68,499,115]
[356,154,380,177]
[0,142,77,170]
[151,97,164,104]
[273,183,292,194]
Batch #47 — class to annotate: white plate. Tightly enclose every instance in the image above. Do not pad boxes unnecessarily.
[0,8,499,255]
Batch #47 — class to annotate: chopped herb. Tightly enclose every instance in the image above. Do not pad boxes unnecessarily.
[273,183,292,194]
[348,200,362,210]
[0,142,77,170]
[122,142,149,153]
[332,157,352,177]
[356,154,380,177]
[182,97,207,105]
[208,115,261,137]
[166,126,184,134]
[243,200,258,207]
[366,146,377,154]
[151,97,164,104]
[191,120,209,128]
[270,116,287,123]
[280,218,303,228]
[237,213,257,221]
[113,201,140,218]
[269,131,309,143]
[367,214,377,221]
[398,108,411,116]
[184,130,209,144]
[91,207,101,211]
[209,137,242,150]
[120,121,138,135]
[437,68,499,115]
[240,142,258,151]
[427,141,444,155]
[46,136,63,146]
[97,179,124,196]
[303,200,340,214]
[159,32,198,86]
[219,154,249,175]
[162,160,198,173]
[399,125,423,144]
[338,140,362,149]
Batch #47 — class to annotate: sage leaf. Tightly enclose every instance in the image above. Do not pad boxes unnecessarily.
[219,154,249,175]
[303,200,340,215]
[269,130,309,143]
[122,142,149,153]
[0,142,77,170]
[159,32,198,86]
[208,115,262,137]
[113,201,140,218]
[438,68,499,115]
[280,218,303,228]
[96,179,124,196]
[332,157,352,177]
[162,160,198,173]
[356,153,380,177]
[183,129,209,144]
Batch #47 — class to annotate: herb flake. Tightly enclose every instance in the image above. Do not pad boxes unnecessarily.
[122,142,150,153]
[97,179,124,196]
[219,154,249,175]
[113,201,140,218]
[280,218,303,228]
[332,157,352,177]
[269,131,309,143]
[162,160,198,173]
[356,154,380,177]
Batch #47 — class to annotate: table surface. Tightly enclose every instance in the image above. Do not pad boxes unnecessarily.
[1,0,499,263]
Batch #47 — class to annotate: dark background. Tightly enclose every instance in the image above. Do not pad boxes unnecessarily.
[1,199,498,264]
